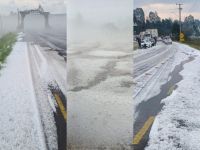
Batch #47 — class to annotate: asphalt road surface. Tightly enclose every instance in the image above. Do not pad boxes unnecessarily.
[25,29,66,57]
[133,42,180,150]
[25,28,67,150]
[133,58,195,150]
[133,43,173,78]
[67,41,133,149]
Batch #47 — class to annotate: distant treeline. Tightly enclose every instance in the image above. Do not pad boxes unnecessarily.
[134,8,200,40]
[134,19,180,40]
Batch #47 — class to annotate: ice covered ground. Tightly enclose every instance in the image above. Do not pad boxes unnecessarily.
[68,41,133,149]
[146,43,200,150]
[0,34,46,149]
[133,42,176,111]
[133,42,163,57]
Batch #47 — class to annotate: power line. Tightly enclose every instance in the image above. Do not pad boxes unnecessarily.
[170,11,179,18]
[187,0,197,14]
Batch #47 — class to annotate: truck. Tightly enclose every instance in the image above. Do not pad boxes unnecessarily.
[145,29,158,38]
[139,29,158,49]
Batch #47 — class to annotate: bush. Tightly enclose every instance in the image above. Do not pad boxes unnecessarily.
[0,33,17,64]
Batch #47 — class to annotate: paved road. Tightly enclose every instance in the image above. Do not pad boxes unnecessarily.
[133,57,195,150]
[67,41,133,149]
[133,43,173,78]
[25,29,66,57]
[25,29,67,150]
[133,43,177,150]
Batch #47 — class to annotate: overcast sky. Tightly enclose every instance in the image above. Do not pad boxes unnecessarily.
[134,0,200,20]
[0,0,66,15]
[68,0,131,24]
[68,0,133,45]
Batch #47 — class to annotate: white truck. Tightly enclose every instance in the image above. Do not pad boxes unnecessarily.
[145,29,158,38]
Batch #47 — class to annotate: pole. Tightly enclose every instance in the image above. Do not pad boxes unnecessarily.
[176,3,183,40]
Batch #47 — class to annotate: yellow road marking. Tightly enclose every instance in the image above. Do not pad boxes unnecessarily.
[133,116,155,145]
[54,93,67,121]
[167,85,175,96]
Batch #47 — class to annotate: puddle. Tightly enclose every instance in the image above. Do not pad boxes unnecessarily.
[133,56,195,150]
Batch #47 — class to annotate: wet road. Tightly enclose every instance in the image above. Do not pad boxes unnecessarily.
[67,42,133,149]
[25,29,67,150]
[133,44,173,78]
[49,84,67,150]
[25,29,66,59]
[133,56,195,150]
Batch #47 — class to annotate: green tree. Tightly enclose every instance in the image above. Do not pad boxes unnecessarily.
[172,21,180,41]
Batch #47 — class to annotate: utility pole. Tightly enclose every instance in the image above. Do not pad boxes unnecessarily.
[176,3,183,39]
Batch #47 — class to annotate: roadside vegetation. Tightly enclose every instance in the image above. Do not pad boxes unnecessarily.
[134,41,139,50]
[183,39,200,50]
[0,33,16,65]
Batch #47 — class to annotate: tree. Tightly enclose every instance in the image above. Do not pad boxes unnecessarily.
[133,8,200,40]
[134,8,146,34]
[172,21,180,41]
[161,18,173,35]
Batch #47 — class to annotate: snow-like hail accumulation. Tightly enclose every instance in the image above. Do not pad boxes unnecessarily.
[0,33,46,149]
[68,41,133,149]
[133,43,176,113]
[88,50,129,57]
[133,42,163,57]
[29,43,67,112]
[146,43,200,150]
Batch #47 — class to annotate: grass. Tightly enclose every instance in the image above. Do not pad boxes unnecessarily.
[183,39,200,50]
[134,41,139,50]
[0,33,16,64]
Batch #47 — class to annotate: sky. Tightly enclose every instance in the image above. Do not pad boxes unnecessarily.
[134,0,200,20]
[68,0,132,33]
[68,0,133,45]
[0,0,66,15]
[68,0,131,24]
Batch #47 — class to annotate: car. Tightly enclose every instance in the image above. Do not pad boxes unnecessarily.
[157,37,162,41]
[141,37,155,48]
[163,36,172,45]
[150,38,156,46]
[141,39,152,48]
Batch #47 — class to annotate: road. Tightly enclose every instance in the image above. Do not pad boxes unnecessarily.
[133,43,174,78]
[25,28,67,150]
[67,41,133,149]
[25,29,66,58]
[133,42,183,150]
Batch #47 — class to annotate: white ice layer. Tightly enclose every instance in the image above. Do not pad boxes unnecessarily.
[0,40,46,149]
[146,43,200,150]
